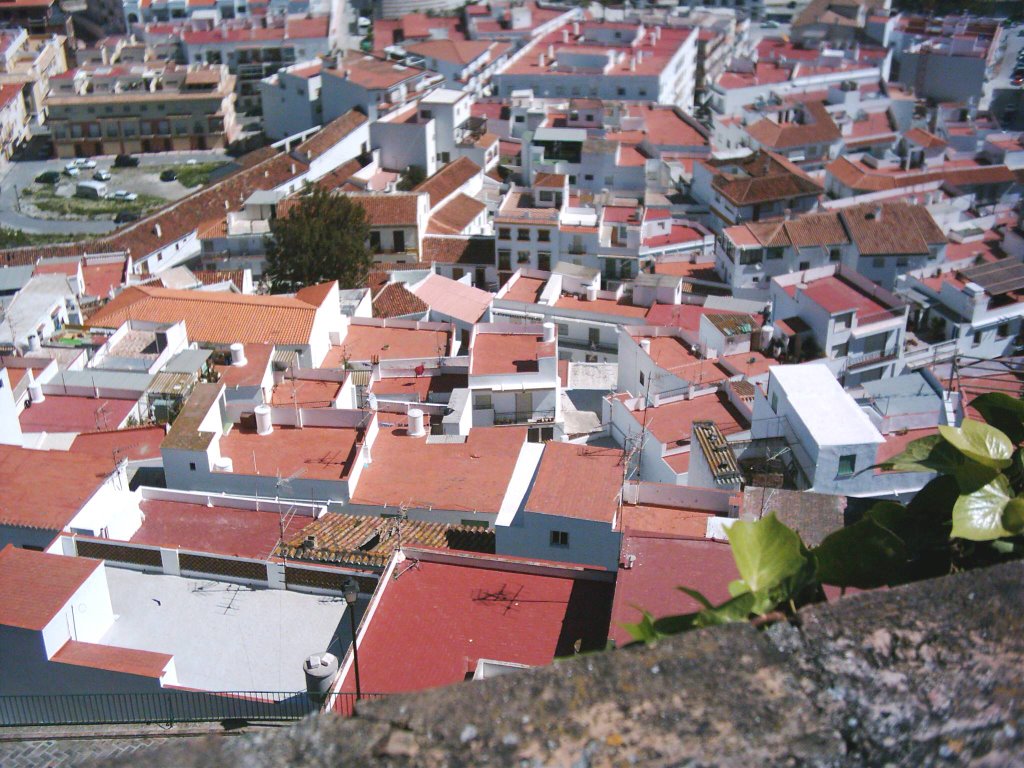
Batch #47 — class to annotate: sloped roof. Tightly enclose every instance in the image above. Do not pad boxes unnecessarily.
[839,201,945,256]
[294,110,367,161]
[373,282,428,318]
[349,192,421,227]
[0,546,100,631]
[422,236,495,265]
[405,38,492,65]
[745,102,841,150]
[705,151,821,206]
[742,209,850,248]
[414,156,481,209]
[86,285,320,345]
[410,273,492,324]
[427,193,486,235]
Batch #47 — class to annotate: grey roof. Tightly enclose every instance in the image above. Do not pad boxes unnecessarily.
[0,274,77,345]
[634,273,682,289]
[52,368,155,392]
[534,127,587,143]
[0,265,35,293]
[245,189,286,206]
[554,261,600,280]
[339,287,370,317]
[162,348,213,374]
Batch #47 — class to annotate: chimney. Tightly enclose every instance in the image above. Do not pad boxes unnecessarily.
[572,20,580,36]
[407,408,426,437]
[872,204,883,222]
[547,43,554,59]
[538,53,545,67]
[153,222,162,238]
[290,162,296,174]
[562,29,569,44]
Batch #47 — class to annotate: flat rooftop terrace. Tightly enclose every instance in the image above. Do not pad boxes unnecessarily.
[324,325,450,365]
[219,424,360,481]
[100,567,350,691]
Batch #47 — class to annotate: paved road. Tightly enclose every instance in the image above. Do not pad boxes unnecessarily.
[0,735,184,767]
[0,149,229,236]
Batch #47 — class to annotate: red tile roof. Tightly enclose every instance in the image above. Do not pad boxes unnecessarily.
[372,282,429,319]
[326,323,449,363]
[294,111,368,161]
[421,236,494,265]
[609,533,738,646]
[130,498,309,559]
[330,53,429,90]
[426,193,486,235]
[525,443,624,524]
[0,445,115,531]
[351,424,527,514]
[0,545,100,630]
[470,332,553,375]
[86,285,321,346]
[349,192,421,227]
[405,38,492,65]
[69,426,167,462]
[53,640,172,679]
[336,553,614,694]
[20,395,136,434]
[414,157,482,209]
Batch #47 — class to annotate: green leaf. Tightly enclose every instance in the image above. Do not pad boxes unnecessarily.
[726,579,749,598]
[1001,496,1024,534]
[877,434,962,474]
[622,610,660,643]
[971,393,1024,445]
[726,514,809,594]
[652,611,698,636]
[676,586,715,610]
[690,592,758,628]
[951,474,1014,541]
[813,514,908,588]
[938,421,1013,470]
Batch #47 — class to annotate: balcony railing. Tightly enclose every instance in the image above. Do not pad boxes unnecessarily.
[0,690,388,727]
[492,408,556,426]
[846,349,900,370]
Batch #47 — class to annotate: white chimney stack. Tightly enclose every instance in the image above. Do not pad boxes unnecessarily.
[254,404,273,436]
[407,408,426,437]
[585,285,598,302]
[154,222,162,238]
[640,338,652,354]
[542,322,556,343]
[229,342,247,367]
[27,369,44,403]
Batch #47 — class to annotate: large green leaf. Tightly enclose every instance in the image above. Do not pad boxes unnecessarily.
[1002,496,1024,535]
[622,610,661,643]
[971,393,1024,445]
[726,514,808,594]
[877,434,962,474]
[813,513,908,588]
[938,421,1013,470]
[951,474,1013,541]
[691,592,758,628]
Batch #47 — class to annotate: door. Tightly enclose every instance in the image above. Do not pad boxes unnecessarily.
[515,391,533,422]
[393,230,405,252]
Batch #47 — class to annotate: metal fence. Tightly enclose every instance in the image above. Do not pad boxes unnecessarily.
[0,690,385,727]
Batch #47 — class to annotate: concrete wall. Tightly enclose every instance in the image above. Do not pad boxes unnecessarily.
[496,510,621,571]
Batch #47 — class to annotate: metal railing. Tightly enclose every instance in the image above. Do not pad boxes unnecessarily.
[0,690,386,727]
[492,408,556,426]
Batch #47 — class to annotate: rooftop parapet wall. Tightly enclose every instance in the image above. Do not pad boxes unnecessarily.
[115,560,1024,766]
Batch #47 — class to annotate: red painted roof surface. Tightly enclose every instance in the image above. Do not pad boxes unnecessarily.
[620,392,747,447]
[875,427,939,466]
[20,395,135,434]
[351,424,526,514]
[370,373,466,399]
[270,379,341,408]
[618,503,712,537]
[83,260,127,298]
[130,499,309,559]
[219,424,360,482]
[609,534,737,646]
[502,275,547,303]
[53,640,171,679]
[0,355,50,388]
[336,555,614,694]
[643,336,729,383]
[525,443,624,524]
[0,446,112,531]
[643,224,706,248]
[326,324,450,365]
[216,343,274,388]
[70,426,167,462]
[470,332,553,375]
[651,262,719,280]
[553,294,648,318]
[800,275,890,316]
[0,545,100,630]
[720,351,776,378]
[645,304,733,332]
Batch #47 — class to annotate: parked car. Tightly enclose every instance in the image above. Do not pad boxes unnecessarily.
[159,169,177,182]
[35,171,60,184]
[76,180,108,199]
[93,169,112,181]
[114,211,140,224]
[74,158,97,169]
[761,20,780,28]
[112,189,138,201]
[114,154,139,167]
[63,165,80,177]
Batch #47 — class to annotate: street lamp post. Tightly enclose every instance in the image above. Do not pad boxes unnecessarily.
[343,577,362,701]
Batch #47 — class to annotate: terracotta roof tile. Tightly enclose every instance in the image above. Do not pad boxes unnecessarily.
[373,283,428,318]
[330,53,429,90]
[839,201,946,256]
[349,192,422,226]
[414,156,481,208]
[0,545,100,630]
[745,101,841,149]
[422,236,494,265]
[426,193,486,235]
[294,110,367,161]
[705,150,821,206]
[405,38,492,65]
[86,285,320,346]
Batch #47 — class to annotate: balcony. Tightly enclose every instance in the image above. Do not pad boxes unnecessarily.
[846,349,900,371]
[491,409,556,426]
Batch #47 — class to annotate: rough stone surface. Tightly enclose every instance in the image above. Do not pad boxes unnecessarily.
[59,562,1024,766]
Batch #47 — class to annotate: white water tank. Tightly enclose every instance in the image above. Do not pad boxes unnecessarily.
[760,324,774,351]
[213,456,234,473]
[640,338,652,355]
[27,333,40,352]
[254,404,273,436]
[230,342,247,367]
[27,370,44,403]
[542,322,556,343]
[408,408,426,437]
[585,285,599,302]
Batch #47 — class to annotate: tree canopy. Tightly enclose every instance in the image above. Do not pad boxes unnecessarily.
[396,164,426,191]
[264,187,372,293]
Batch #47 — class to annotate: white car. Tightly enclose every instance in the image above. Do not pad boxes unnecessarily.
[93,169,112,181]
[112,189,138,201]
[64,164,80,176]
[74,158,98,169]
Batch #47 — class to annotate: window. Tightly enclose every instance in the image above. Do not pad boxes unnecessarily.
[837,454,856,477]
[616,87,626,96]
[568,175,577,185]
[550,530,569,547]
[639,371,645,387]
[588,328,601,347]
[771,392,778,412]
[873,258,884,268]
[973,331,983,346]
[829,248,841,262]
[498,228,511,240]
[538,252,551,271]
[498,250,511,270]
[896,257,908,267]
[189,462,197,472]
[517,229,531,241]
[798,261,810,271]
[539,191,552,202]
[473,392,492,409]
[537,229,550,242]
[767,248,784,260]
[557,323,569,335]
[584,174,594,181]
[997,323,1011,339]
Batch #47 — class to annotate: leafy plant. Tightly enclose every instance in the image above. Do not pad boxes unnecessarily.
[625,396,1024,644]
